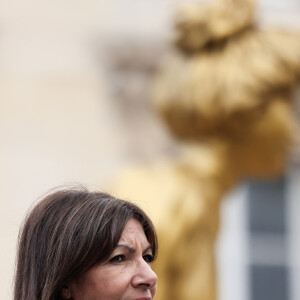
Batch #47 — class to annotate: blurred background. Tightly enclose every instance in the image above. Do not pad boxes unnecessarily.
[1,0,300,299]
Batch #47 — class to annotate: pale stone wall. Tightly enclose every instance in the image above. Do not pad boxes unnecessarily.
[0,1,173,298]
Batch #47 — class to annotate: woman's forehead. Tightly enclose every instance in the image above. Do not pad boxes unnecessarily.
[118,219,149,245]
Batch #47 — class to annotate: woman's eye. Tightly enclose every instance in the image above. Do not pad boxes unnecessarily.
[143,254,154,263]
[109,255,125,263]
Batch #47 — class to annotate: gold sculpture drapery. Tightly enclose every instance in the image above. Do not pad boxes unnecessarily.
[108,0,300,299]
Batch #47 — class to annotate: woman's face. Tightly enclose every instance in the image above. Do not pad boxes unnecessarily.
[67,218,157,300]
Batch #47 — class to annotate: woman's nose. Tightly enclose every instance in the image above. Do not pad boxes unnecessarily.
[132,260,158,289]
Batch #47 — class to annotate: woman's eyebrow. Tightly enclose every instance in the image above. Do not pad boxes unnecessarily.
[116,244,135,253]
[115,244,152,254]
[143,245,153,254]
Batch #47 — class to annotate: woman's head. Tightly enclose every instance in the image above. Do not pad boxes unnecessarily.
[14,187,158,300]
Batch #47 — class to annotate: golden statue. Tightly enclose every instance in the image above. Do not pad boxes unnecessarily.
[107,0,300,299]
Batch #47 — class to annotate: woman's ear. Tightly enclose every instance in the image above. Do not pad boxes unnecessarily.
[61,286,72,299]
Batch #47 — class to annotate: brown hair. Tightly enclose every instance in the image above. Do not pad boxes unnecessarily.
[14,187,157,300]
